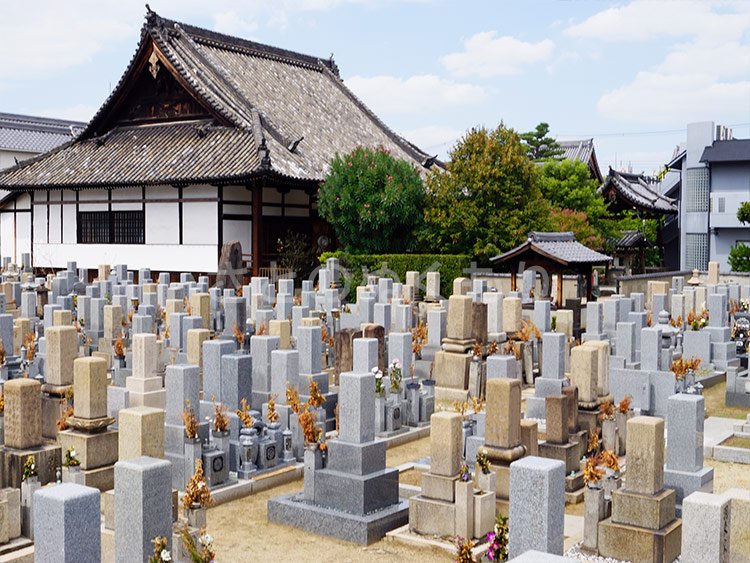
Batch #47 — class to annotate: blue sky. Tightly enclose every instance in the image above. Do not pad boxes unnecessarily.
[2,0,749,175]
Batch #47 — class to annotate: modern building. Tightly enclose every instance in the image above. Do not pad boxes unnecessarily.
[663,122,742,271]
[0,9,438,273]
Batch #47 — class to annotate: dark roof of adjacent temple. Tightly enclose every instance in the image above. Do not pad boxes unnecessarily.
[0,9,438,189]
[0,113,84,155]
[700,139,750,163]
[600,168,677,215]
[490,231,612,266]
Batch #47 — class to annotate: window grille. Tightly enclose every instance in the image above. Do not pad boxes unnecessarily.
[685,168,709,212]
[685,233,708,271]
[78,211,145,244]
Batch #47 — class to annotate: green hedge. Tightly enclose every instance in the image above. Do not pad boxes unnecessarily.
[320,252,471,301]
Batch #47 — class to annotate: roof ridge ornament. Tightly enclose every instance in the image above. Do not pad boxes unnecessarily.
[145,4,164,31]
[258,138,271,170]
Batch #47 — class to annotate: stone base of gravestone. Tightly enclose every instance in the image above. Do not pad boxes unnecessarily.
[268,495,408,545]
[0,444,61,488]
[597,489,682,563]
[538,441,579,475]
[663,466,714,517]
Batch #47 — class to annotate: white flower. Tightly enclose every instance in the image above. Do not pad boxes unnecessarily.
[198,481,205,489]
[161,549,172,562]
[371,366,378,374]
[200,533,213,547]
[70,450,76,458]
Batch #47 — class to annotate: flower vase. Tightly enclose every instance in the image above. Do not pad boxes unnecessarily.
[421,379,436,397]
[374,395,386,432]
[21,476,40,539]
[62,465,84,485]
[602,418,617,452]
[475,469,496,493]
[211,429,230,457]
[522,342,534,385]
[303,443,323,502]
[186,503,207,529]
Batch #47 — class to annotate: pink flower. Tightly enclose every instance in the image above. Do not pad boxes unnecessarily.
[364,204,370,208]
[348,162,352,166]
[380,210,383,214]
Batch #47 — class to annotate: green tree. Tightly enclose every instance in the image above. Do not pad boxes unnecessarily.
[418,124,549,263]
[520,122,564,161]
[729,242,750,272]
[318,146,425,254]
[544,208,604,250]
[539,158,611,236]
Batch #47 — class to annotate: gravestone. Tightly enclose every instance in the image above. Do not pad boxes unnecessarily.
[508,456,565,558]
[34,483,101,563]
[681,492,730,563]
[114,456,172,563]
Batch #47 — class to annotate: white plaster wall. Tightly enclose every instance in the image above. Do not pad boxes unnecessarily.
[222,219,252,256]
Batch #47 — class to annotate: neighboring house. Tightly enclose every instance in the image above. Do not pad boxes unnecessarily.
[0,112,83,170]
[0,9,438,274]
[557,138,604,183]
[662,121,740,271]
[0,113,83,263]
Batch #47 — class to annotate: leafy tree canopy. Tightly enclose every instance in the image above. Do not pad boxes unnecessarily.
[539,158,612,236]
[417,124,549,263]
[318,146,425,254]
[520,122,564,161]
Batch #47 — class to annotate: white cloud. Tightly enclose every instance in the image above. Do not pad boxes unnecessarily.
[565,0,750,42]
[440,32,554,78]
[345,74,486,114]
[0,2,139,79]
[597,71,750,124]
[213,11,259,38]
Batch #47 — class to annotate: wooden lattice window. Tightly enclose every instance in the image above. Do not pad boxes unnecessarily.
[78,211,145,244]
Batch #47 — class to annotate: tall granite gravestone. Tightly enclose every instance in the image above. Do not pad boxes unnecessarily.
[59,357,119,491]
[663,394,713,516]
[163,364,201,490]
[0,378,61,488]
[526,332,566,419]
[508,456,565,559]
[41,325,77,440]
[114,456,172,563]
[126,334,166,409]
[680,492,730,563]
[433,295,474,403]
[268,369,408,545]
[409,411,495,539]
[598,416,682,563]
[483,378,526,504]
[34,483,101,563]
[538,395,584,494]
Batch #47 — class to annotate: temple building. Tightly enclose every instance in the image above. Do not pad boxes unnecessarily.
[0,9,436,275]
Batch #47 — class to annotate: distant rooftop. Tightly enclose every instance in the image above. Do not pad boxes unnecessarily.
[490,231,612,266]
[700,139,750,163]
[556,138,603,183]
[0,112,84,154]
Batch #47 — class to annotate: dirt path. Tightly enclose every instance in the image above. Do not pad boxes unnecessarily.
[207,436,450,563]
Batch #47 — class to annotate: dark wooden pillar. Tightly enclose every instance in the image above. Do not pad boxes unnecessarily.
[510,263,517,292]
[252,182,262,277]
[586,266,593,301]
[557,268,564,307]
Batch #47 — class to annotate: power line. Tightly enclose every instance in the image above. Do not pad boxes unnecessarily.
[558,122,750,139]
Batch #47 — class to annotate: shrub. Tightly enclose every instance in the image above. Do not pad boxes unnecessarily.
[318,146,425,253]
[729,242,750,272]
[319,251,471,300]
[738,201,750,225]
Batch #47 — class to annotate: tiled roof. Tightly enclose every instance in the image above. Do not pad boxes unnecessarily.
[615,230,652,249]
[600,168,677,215]
[552,138,603,182]
[0,112,83,154]
[0,121,259,189]
[0,10,436,189]
[490,232,612,266]
[700,139,750,163]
